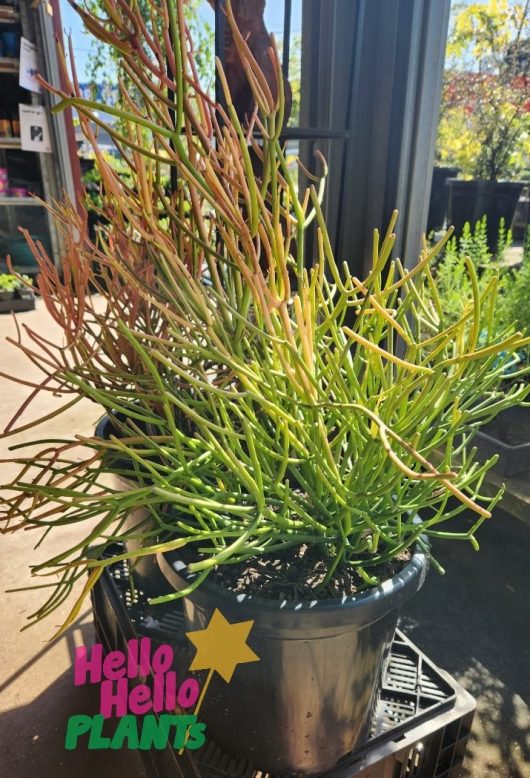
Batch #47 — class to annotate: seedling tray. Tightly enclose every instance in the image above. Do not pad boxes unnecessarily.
[0,292,35,313]
[91,547,475,777]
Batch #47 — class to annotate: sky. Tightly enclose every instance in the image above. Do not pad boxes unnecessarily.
[58,0,302,83]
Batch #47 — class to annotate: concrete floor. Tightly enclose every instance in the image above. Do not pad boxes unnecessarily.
[0,301,146,778]
[400,511,530,778]
[0,300,529,778]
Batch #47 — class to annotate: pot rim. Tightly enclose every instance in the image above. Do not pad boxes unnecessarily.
[157,545,428,629]
[447,178,525,188]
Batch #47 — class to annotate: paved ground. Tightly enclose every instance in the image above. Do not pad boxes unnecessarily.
[0,300,147,778]
[400,510,530,778]
[0,300,528,778]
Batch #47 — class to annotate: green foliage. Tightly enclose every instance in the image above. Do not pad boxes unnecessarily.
[286,34,301,127]
[437,0,530,180]
[496,225,530,334]
[85,0,214,94]
[185,0,215,94]
[498,258,530,333]
[524,222,530,262]
[428,216,530,378]
[81,153,146,211]
[0,273,16,292]
[429,217,510,327]
[81,161,104,211]
[445,1,530,70]
[0,273,31,291]
[496,213,513,258]
[436,108,482,177]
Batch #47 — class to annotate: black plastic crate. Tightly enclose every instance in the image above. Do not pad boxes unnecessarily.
[90,550,475,778]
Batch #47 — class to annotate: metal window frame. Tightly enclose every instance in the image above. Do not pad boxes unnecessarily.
[215,0,451,274]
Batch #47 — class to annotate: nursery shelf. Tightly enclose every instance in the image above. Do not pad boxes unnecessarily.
[0,57,19,73]
[0,137,21,149]
[0,8,20,23]
[91,547,476,778]
[0,197,40,206]
[0,294,35,314]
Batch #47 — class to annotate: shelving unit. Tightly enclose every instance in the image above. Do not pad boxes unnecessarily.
[0,7,19,23]
[0,195,41,205]
[0,56,19,73]
[0,0,43,273]
[0,0,80,275]
[0,137,20,149]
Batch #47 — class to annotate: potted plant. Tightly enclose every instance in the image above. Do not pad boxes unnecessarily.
[427,163,459,235]
[437,0,530,249]
[0,272,33,310]
[2,0,530,774]
[14,273,34,299]
[0,273,16,301]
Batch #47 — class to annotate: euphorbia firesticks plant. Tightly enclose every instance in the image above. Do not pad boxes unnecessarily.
[1,0,530,633]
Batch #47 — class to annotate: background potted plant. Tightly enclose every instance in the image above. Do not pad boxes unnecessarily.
[437,0,530,250]
[14,273,34,300]
[0,273,16,301]
[0,272,33,310]
[424,217,530,475]
[426,162,459,236]
[2,0,530,774]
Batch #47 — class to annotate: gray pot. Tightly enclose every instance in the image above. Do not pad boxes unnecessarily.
[158,547,428,775]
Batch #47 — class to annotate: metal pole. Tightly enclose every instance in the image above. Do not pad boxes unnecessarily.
[215,0,227,114]
[282,0,292,78]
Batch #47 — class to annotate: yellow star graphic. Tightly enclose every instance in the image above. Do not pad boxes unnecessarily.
[186,608,260,683]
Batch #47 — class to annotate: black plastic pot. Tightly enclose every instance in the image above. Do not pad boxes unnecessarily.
[158,547,428,775]
[95,414,172,596]
[427,166,459,234]
[447,179,524,251]
[511,184,530,241]
[16,287,34,301]
[474,405,530,477]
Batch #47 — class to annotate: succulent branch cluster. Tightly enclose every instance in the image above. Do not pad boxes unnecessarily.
[1,0,530,629]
